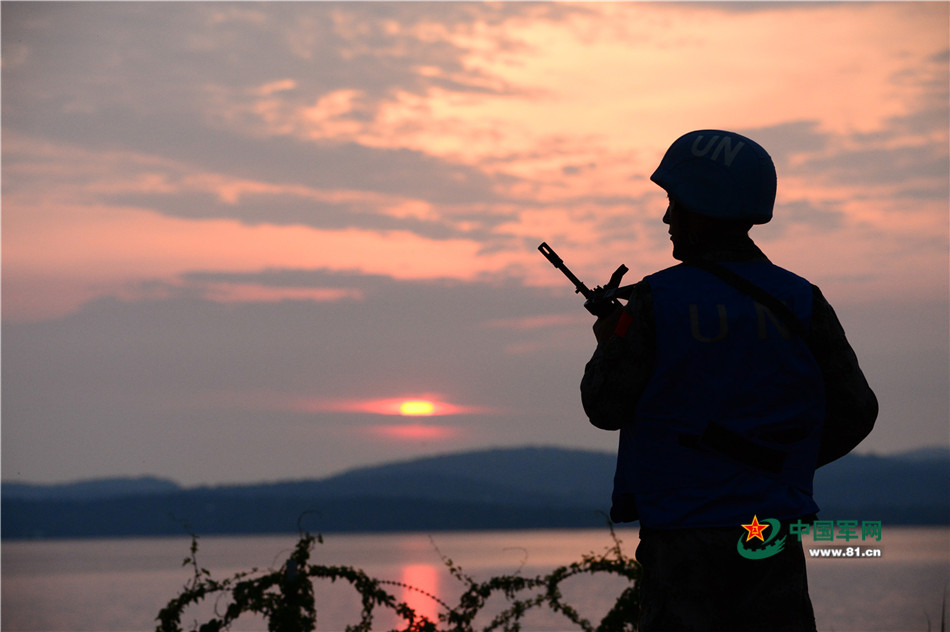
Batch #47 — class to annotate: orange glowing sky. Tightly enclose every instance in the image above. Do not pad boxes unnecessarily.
[2,2,947,484]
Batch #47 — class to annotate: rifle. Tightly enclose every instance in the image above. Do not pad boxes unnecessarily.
[538,242,632,317]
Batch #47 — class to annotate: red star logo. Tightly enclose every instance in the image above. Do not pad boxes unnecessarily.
[741,515,770,542]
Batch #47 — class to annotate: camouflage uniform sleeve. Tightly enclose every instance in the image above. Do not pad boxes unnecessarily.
[807,286,879,466]
[580,281,656,430]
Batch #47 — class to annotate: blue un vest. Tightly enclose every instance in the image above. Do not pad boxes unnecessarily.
[611,261,825,528]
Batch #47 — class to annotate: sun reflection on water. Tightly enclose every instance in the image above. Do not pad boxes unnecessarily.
[399,563,442,624]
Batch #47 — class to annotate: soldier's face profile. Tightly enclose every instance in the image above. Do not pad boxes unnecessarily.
[663,198,688,259]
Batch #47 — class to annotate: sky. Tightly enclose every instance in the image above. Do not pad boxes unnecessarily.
[2,1,948,487]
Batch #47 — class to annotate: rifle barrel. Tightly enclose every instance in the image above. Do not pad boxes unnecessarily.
[538,242,592,298]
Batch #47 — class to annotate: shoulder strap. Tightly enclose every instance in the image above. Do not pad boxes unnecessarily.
[684,259,808,339]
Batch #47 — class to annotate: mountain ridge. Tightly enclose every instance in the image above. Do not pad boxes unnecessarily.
[3,446,947,539]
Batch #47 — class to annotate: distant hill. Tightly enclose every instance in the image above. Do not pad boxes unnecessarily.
[2,446,947,540]
[812,447,950,524]
[2,475,181,501]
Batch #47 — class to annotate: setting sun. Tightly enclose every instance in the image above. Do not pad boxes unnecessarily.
[399,400,435,416]
[290,395,490,417]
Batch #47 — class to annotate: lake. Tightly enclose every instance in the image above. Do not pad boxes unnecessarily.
[2,527,947,631]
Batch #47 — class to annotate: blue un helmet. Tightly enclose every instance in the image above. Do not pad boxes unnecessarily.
[650,130,777,224]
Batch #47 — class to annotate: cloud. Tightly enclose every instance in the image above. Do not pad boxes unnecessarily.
[2,2,543,219]
[104,186,511,239]
[741,121,830,168]
[6,109,505,205]
[2,1,947,485]
[361,423,463,442]
[804,144,949,189]
[0,272,607,483]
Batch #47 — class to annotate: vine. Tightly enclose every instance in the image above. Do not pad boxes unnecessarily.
[156,528,641,632]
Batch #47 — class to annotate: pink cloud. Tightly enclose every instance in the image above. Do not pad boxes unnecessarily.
[362,423,462,441]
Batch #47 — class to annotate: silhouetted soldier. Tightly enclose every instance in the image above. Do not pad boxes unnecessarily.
[581,130,878,632]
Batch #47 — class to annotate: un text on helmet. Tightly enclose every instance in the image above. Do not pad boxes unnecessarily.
[690,134,746,168]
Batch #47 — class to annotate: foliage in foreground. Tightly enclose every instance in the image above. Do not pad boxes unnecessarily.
[156,528,641,632]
